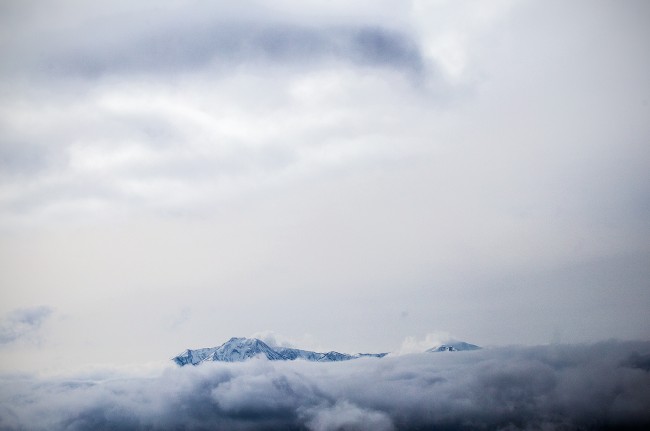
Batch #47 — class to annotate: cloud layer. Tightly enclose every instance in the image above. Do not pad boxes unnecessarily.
[1,341,649,430]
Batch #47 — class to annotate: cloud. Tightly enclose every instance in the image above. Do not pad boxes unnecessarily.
[393,331,453,355]
[53,24,422,78]
[0,306,53,345]
[1,341,649,430]
[1,2,424,80]
[0,61,434,226]
[249,331,322,351]
[0,1,432,226]
[0,0,649,375]
[250,331,295,348]
[301,401,394,431]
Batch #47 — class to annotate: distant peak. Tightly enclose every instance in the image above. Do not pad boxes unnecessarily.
[426,341,481,353]
[172,337,481,365]
[173,337,385,365]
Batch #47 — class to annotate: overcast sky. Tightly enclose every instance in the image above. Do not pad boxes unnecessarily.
[0,0,649,373]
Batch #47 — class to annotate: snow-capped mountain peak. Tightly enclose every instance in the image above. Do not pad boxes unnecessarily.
[173,337,285,365]
[173,337,390,366]
[206,337,285,362]
[426,341,481,353]
[173,337,480,365]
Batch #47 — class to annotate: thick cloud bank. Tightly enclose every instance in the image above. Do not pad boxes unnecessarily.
[1,341,649,430]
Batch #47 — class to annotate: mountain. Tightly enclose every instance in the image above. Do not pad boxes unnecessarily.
[206,337,286,362]
[355,352,389,358]
[426,341,481,352]
[273,347,323,361]
[317,351,355,362]
[173,337,479,366]
[173,337,389,366]
[173,347,219,366]
[173,338,283,365]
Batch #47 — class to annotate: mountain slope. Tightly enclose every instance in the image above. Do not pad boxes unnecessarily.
[206,337,286,362]
[173,337,389,366]
[274,347,323,361]
[172,347,218,366]
[426,341,481,352]
[173,337,479,365]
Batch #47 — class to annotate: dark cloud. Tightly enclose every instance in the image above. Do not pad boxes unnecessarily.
[623,352,650,372]
[1,341,649,430]
[5,14,423,79]
[0,306,52,345]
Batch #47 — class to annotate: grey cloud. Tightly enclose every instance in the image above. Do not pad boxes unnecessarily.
[0,4,429,222]
[0,114,69,180]
[0,306,52,345]
[1,341,649,430]
[300,402,394,431]
[10,19,423,79]
[624,352,650,372]
[0,140,53,178]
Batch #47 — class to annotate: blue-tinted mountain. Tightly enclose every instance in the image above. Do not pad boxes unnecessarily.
[173,347,219,366]
[317,351,355,362]
[274,347,323,361]
[173,337,284,365]
[173,337,389,366]
[355,352,389,358]
[173,337,479,365]
[426,341,481,352]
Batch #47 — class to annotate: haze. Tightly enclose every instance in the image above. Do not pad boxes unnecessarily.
[1,0,649,374]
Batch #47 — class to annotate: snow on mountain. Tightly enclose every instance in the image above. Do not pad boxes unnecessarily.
[355,352,389,358]
[426,341,481,352]
[273,347,323,361]
[173,337,478,365]
[204,337,285,362]
[172,347,218,366]
[173,337,390,366]
[317,351,355,362]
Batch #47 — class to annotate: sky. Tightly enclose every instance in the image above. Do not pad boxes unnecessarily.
[0,0,649,374]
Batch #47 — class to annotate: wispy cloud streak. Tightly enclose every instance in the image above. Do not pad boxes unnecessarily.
[0,306,52,345]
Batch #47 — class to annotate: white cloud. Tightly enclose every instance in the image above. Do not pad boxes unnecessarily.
[393,331,453,355]
[302,401,394,431]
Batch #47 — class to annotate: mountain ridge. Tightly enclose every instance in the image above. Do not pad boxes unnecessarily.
[426,341,481,352]
[173,337,479,366]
